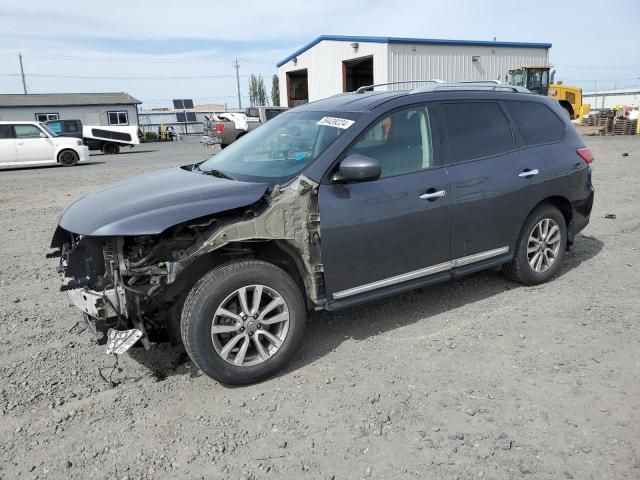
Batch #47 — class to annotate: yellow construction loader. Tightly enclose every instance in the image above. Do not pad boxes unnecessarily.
[508,66,590,121]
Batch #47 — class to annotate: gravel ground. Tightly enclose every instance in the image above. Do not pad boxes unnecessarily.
[0,136,639,480]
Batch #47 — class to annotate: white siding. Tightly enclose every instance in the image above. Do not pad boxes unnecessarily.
[0,104,139,125]
[387,44,549,88]
[277,40,388,107]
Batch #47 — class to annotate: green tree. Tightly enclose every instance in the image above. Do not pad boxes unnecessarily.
[271,74,280,106]
[248,74,269,107]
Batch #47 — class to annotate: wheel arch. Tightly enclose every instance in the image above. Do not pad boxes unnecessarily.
[529,195,574,246]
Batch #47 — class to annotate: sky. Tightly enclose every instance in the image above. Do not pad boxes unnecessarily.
[0,0,638,109]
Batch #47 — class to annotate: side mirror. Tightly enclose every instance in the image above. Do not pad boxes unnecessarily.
[334,154,381,182]
[39,132,48,138]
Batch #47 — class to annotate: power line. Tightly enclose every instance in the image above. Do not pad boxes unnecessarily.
[1,72,255,80]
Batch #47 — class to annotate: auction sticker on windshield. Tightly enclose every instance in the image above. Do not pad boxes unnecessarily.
[316,117,355,129]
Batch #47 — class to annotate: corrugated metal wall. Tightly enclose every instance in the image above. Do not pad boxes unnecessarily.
[277,40,388,106]
[387,44,549,88]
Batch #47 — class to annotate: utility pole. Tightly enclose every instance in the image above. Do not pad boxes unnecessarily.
[18,52,27,94]
[234,58,242,109]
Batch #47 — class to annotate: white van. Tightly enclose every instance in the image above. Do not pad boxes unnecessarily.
[0,121,88,168]
[82,125,140,155]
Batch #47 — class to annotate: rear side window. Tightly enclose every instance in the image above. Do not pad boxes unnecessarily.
[441,102,514,163]
[504,101,566,146]
[91,128,132,142]
[0,125,13,139]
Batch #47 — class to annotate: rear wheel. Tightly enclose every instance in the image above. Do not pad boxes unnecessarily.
[57,149,79,167]
[101,142,120,155]
[181,260,306,385]
[503,204,567,285]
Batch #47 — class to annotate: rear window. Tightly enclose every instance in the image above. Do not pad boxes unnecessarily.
[504,101,566,146]
[441,102,514,163]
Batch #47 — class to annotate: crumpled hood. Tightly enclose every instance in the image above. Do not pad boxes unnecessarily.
[58,167,268,236]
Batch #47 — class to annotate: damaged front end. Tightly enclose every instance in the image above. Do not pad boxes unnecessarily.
[48,175,325,354]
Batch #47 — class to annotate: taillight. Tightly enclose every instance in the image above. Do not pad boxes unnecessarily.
[577,147,594,165]
[215,123,224,133]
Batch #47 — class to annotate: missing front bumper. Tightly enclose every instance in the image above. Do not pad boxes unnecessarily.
[67,287,123,320]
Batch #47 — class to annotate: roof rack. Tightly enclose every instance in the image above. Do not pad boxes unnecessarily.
[355,79,530,94]
[411,80,530,94]
[356,80,446,94]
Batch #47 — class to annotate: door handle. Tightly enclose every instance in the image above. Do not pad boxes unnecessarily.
[519,169,539,178]
[419,189,446,200]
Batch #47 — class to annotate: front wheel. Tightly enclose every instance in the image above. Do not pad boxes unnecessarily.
[181,260,306,385]
[503,204,567,285]
[58,149,79,167]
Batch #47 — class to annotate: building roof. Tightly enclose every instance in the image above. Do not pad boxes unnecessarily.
[0,92,142,108]
[277,35,552,67]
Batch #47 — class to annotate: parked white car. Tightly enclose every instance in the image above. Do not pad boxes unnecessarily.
[0,121,89,168]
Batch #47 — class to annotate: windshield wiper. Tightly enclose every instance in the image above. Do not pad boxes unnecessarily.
[193,165,237,181]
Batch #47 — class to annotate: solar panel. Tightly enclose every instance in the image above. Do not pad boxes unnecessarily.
[183,99,194,109]
[176,112,186,123]
[173,99,184,109]
[186,112,197,122]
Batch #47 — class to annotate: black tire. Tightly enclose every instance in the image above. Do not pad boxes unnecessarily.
[101,142,120,155]
[504,204,567,285]
[181,260,306,385]
[57,149,79,167]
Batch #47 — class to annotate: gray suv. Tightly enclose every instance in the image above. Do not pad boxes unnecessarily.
[49,82,594,384]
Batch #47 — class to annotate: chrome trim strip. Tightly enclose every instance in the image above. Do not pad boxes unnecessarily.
[452,246,509,268]
[332,261,451,299]
[332,246,509,300]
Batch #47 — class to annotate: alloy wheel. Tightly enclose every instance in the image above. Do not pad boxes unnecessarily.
[211,285,290,367]
[527,218,561,273]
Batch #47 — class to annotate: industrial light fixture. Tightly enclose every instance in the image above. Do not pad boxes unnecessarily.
[292,57,298,66]
[351,42,359,52]
[472,55,480,62]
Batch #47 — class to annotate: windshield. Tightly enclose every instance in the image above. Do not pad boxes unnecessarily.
[199,111,359,183]
[39,123,58,137]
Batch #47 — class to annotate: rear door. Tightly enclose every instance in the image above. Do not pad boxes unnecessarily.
[0,125,17,164]
[319,103,452,301]
[439,101,543,261]
[14,124,55,162]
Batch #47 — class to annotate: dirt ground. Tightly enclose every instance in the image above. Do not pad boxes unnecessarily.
[0,135,639,480]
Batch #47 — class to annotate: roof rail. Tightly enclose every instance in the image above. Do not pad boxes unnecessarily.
[411,81,530,94]
[355,80,445,94]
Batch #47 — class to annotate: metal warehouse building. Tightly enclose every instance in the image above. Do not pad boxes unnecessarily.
[0,92,141,126]
[277,35,551,107]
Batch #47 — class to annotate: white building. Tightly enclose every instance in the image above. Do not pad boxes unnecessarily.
[277,35,551,107]
[0,92,141,126]
[583,88,640,110]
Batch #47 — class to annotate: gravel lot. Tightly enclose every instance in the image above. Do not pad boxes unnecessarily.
[1,135,639,480]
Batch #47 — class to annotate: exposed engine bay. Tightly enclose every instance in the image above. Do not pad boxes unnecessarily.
[48,175,324,350]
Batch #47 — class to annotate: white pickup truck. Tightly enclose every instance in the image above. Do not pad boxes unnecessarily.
[203,106,287,148]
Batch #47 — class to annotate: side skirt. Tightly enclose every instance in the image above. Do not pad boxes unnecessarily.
[325,250,512,311]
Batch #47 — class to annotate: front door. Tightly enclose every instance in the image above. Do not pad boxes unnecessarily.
[319,103,451,301]
[14,124,54,162]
